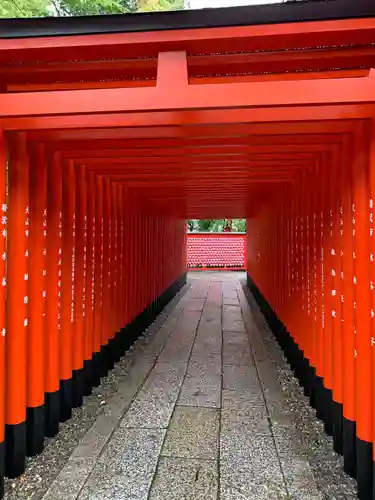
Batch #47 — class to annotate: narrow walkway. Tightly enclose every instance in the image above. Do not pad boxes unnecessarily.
[7,273,357,500]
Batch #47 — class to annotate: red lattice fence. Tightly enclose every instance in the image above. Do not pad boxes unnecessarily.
[187,233,245,270]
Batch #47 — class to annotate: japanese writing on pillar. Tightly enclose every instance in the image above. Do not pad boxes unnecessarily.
[286,218,292,297]
[92,215,95,311]
[100,217,104,306]
[83,215,87,317]
[300,214,304,310]
[352,202,357,357]
[370,198,374,347]
[339,205,344,313]
[57,211,62,330]
[321,209,325,329]
[114,217,118,289]
[24,206,29,327]
[295,214,299,292]
[330,208,337,320]
[1,203,6,337]
[108,215,111,289]
[313,211,317,322]
[306,212,310,316]
[42,208,47,301]
[71,213,76,323]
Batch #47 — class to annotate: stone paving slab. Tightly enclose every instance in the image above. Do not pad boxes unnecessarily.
[120,362,187,428]
[161,406,220,460]
[77,428,165,500]
[149,457,218,500]
[36,272,357,500]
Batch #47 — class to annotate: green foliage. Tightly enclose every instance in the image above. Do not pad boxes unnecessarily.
[188,219,246,233]
[55,0,137,16]
[0,0,182,17]
[138,0,183,11]
[0,0,50,18]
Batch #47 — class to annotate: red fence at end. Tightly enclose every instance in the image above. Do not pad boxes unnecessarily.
[187,232,246,270]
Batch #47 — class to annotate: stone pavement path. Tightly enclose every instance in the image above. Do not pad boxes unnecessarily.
[40,272,357,500]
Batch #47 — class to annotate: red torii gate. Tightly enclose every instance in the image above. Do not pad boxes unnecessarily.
[0,1,375,498]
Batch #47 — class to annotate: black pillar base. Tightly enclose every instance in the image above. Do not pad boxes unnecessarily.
[44,390,60,437]
[82,358,93,396]
[59,378,73,422]
[322,386,333,436]
[315,376,325,421]
[111,334,122,364]
[0,441,4,499]
[5,421,26,478]
[308,366,317,408]
[107,338,116,370]
[99,343,110,378]
[245,273,366,493]
[332,401,343,455]
[26,405,44,456]
[356,437,373,500]
[72,368,85,408]
[91,352,102,387]
[343,417,357,478]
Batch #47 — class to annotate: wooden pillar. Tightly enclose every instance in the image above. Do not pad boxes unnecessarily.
[73,164,87,404]
[44,152,62,437]
[0,130,7,497]
[5,132,29,478]
[87,171,100,386]
[94,176,104,376]
[27,143,47,456]
[60,159,75,421]
[353,125,373,499]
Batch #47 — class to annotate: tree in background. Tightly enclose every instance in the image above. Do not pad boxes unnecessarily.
[188,219,246,233]
[0,0,183,17]
[0,0,50,17]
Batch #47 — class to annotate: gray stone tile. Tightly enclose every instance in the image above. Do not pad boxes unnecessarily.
[69,358,156,461]
[184,298,206,311]
[149,457,218,500]
[221,409,271,436]
[191,337,222,358]
[121,362,186,428]
[220,460,288,500]
[283,459,321,499]
[178,375,221,408]
[222,318,246,332]
[43,457,97,500]
[78,428,165,500]
[162,407,220,460]
[187,358,222,377]
[158,341,194,363]
[223,297,240,306]
[220,427,277,462]
[223,365,260,391]
[221,389,265,410]
[190,352,222,365]
[223,339,254,367]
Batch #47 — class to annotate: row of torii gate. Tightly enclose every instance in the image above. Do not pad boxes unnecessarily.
[1,0,375,498]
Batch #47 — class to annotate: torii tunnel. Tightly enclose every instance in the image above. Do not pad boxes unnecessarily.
[3,0,375,498]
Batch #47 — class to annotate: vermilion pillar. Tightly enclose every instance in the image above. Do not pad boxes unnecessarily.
[94,176,104,376]
[341,137,356,477]
[87,171,100,386]
[353,126,373,499]
[5,132,29,478]
[369,121,375,491]
[73,163,86,405]
[45,151,62,437]
[102,178,112,370]
[27,143,47,456]
[0,131,7,498]
[60,159,75,421]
